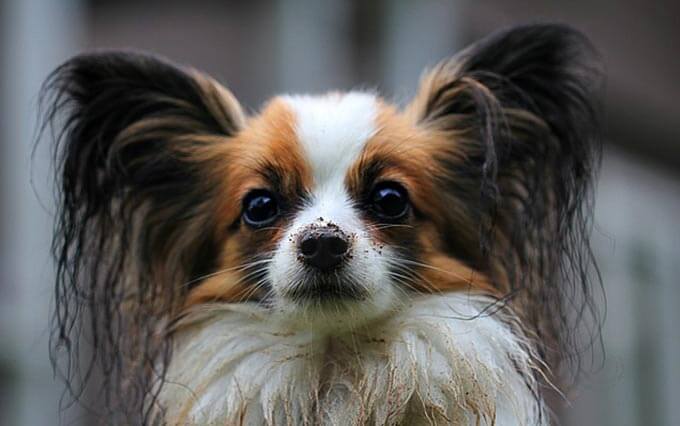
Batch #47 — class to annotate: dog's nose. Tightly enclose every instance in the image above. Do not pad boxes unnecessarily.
[298,226,350,271]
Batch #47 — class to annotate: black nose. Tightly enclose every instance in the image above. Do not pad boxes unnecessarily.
[298,227,350,271]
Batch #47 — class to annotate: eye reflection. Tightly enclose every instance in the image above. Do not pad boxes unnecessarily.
[243,189,279,227]
[369,182,409,220]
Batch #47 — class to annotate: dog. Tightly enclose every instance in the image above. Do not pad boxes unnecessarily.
[43,23,602,425]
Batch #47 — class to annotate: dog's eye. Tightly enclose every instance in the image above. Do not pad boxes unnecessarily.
[243,190,279,227]
[370,182,409,220]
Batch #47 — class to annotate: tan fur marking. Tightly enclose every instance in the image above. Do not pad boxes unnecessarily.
[185,99,312,307]
[349,103,498,295]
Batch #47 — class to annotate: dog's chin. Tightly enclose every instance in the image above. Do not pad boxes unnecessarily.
[272,273,398,332]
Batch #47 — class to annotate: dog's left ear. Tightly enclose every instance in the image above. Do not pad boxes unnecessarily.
[406,24,602,364]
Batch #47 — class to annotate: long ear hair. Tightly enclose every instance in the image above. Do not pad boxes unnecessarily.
[40,51,245,423]
[406,24,603,378]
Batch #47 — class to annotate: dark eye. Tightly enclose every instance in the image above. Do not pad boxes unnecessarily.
[243,190,279,227]
[370,182,409,220]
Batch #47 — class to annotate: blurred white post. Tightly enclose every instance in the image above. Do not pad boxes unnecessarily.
[0,0,83,425]
[566,149,680,426]
[275,0,354,93]
[381,0,462,103]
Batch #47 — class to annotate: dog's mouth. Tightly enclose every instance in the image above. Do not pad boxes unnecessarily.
[283,270,369,303]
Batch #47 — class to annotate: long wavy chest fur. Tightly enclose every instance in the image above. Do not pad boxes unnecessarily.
[158,295,545,425]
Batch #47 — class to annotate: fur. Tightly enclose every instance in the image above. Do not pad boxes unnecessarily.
[157,294,545,425]
[40,24,602,424]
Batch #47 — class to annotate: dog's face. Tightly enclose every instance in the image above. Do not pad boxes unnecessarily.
[44,24,601,422]
[186,93,490,325]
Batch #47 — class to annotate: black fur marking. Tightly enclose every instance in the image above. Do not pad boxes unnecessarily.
[40,50,243,424]
[415,24,604,383]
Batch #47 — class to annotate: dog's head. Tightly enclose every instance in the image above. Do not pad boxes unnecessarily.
[182,91,500,327]
[44,24,601,421]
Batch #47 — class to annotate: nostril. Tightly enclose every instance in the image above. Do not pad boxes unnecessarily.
[297,226,351,271]
[325,236,349,256]
[299,236,319,257]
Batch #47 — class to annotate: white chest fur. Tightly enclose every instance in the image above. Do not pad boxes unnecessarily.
[157,295,547,425]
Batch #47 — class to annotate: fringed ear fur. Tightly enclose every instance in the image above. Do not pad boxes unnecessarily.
[42,50,245,423]
[406,24,603,376]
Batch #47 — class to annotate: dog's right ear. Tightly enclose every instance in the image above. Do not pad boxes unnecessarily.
[41,51,245,421]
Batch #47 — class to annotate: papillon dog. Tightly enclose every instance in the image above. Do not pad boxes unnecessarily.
[43,24,602,425]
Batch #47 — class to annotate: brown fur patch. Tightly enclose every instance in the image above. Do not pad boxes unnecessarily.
[186,99,313,306]
[347,102,499,296]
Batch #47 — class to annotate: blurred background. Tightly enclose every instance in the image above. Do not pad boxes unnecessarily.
[1,0,678,425]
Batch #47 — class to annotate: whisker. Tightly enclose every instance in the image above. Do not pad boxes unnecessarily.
[209,266,271,303]
[253,226,286,233]
[180,257,273,289]
[235,276,272,303]
[388,269,442,295]
[384,256,480,287]
[364,223,415,231]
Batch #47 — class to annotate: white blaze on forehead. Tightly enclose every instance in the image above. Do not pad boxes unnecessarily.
[282,92,378,188]
[269,93,389,314]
